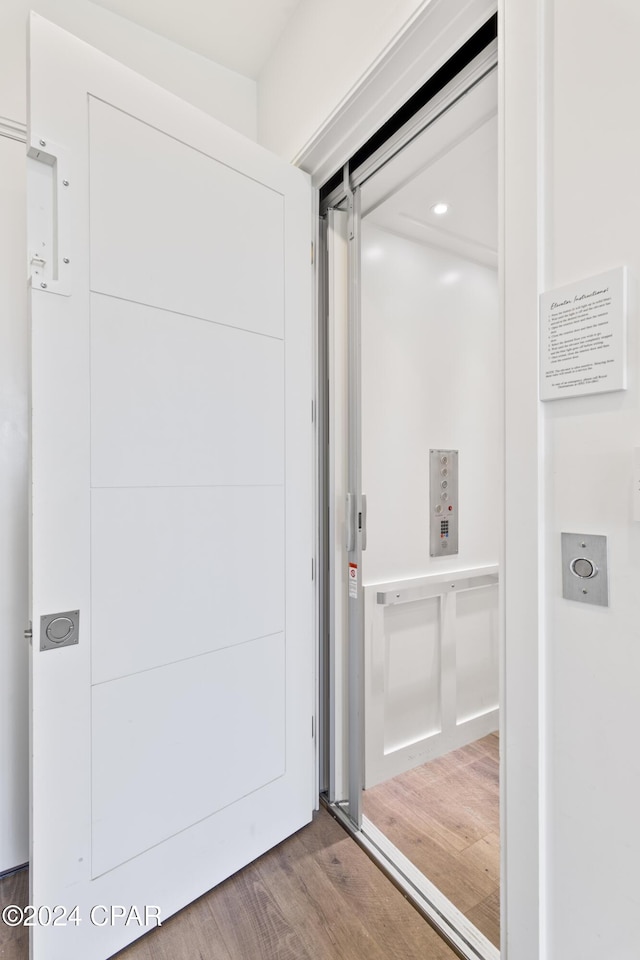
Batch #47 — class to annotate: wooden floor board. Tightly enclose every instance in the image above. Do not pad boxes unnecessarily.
[296,811,456,960]
[254,834,360,960]
[465,889,500,947]
[0,809,460,960]
[363,793,496,913]
[200,865,316,960]
[0,870,28,960]
[362,733,500,948]
[459,832,500,885]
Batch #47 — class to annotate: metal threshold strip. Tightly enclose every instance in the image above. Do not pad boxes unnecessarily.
[322,798,500,960]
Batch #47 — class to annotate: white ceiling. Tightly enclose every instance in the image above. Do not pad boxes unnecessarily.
[362,72,498,268]
[89,0,303,78]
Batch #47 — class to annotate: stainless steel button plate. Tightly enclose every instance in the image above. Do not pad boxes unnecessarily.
[40,610,80,651]
[561,534,608,607]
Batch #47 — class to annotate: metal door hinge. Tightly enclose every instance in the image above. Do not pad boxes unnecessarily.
[24,622,33,645]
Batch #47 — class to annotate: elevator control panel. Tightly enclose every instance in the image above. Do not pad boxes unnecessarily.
[430,449,459,557]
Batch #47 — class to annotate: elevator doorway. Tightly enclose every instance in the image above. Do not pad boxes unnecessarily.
[322,35,501,960]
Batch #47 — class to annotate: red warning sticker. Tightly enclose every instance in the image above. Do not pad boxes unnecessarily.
[348,562,358,599]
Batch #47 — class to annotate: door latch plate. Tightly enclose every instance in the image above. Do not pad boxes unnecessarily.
[40,610,80,651]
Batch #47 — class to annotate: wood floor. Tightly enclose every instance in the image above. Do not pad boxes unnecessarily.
[362,732,500,948]
[0,808,460,960]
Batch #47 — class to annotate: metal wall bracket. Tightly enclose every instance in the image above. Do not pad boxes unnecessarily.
[561,533,608,606]
[40,610,80,652]
[27,136,72,296]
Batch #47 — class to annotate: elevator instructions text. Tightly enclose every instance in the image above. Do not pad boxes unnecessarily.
[539,266,627,400]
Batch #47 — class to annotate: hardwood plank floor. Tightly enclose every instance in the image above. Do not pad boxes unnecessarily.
[362,732,500,948]
[0,809,459,960]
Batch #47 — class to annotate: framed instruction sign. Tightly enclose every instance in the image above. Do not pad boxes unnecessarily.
[540,266,627,400]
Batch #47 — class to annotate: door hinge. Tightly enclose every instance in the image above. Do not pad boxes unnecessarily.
[24,621,32,645]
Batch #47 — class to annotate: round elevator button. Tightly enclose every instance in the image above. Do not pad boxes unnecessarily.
[46,617,74,643]
[570,558,595,579]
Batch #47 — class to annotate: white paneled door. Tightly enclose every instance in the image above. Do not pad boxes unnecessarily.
[28,15,313,960]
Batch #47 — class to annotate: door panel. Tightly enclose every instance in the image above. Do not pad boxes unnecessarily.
[29,14,312,960]
[91,632,285,877]
[91,486,284,683]
[89,98,285,338]
[90,295,284,488]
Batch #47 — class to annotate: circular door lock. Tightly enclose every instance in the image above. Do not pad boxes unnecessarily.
[46,617,74,643]
[570,557,598,579]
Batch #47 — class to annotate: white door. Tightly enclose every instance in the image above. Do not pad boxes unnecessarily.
[28,14,313,960]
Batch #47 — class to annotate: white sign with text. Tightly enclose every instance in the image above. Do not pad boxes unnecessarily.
[540,267,627,400]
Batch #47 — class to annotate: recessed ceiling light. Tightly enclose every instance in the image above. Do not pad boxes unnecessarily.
[431,202,450,216]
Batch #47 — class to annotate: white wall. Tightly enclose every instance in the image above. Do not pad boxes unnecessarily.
[505,1,640,957]
[258,0,425,160]
[361,222,500,585]
[544,3,640,956]
[0,0,257,875]
[0,0,257,138]
[257,0,496,167]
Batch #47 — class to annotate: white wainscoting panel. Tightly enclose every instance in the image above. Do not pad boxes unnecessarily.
[456,585,499,724]
[365,566,499,788]
[382,598,441,755]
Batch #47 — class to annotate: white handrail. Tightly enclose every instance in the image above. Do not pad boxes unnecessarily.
[372,564,499,606]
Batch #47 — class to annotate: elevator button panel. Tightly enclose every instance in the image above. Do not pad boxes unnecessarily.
[430,449,458,557]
